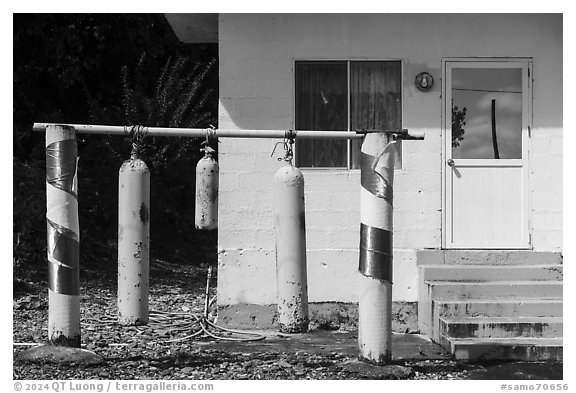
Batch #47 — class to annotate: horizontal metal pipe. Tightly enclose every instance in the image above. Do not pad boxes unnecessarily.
[33,123,425,140]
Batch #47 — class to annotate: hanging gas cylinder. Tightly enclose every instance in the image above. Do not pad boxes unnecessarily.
[195,145,219,230]
[117,146,150,326]
[273,141,309,333]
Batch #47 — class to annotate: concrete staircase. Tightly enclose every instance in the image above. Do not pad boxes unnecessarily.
[417,251,563,361]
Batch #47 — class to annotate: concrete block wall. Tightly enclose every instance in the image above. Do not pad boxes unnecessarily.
[217,137,424,304]
[528,18,563,252]
[530,129,563,251]
[216,14,563,308]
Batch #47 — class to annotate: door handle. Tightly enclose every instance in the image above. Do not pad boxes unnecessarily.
[447,159,455,167]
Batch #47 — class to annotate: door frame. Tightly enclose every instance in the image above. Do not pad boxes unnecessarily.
[441,57,533,249]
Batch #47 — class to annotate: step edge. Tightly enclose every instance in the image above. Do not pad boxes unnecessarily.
[439,316,564,323]
[433,298,563,304]
[421,264,564,269]
[444,337,564,345]
[425,280,563,285]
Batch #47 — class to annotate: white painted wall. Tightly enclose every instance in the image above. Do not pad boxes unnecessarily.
[216,14,562,305]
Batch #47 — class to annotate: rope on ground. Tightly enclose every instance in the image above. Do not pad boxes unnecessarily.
[81,266,266,343]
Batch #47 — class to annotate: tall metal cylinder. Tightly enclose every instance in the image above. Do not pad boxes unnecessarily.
[358,132,396,364]
[46,124,81,347]
[273,160,309,333]
[195,147,219,230]
[117,155,150,325]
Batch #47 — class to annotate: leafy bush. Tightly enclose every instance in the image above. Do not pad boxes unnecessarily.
[13,15,219,287]
[13,159,48,281]
[82,53,218,265]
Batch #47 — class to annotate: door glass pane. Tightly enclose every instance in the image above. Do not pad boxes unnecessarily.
[350,61,402,169]
[452,67,523,159]
[295,62,348,167]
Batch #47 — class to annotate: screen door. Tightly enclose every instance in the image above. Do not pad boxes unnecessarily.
[444,60,531,249]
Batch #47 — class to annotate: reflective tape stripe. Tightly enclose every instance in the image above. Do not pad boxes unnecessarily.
[46,139,78,199]
[46,186,79,235]
[47,217,79,243]
[359,138,395,282]
[45,135,79,296]
[359,187,393,231]
[47,259,79,296]
[47,218,79,295]
[360,152,393,204]
[358,224,393,282]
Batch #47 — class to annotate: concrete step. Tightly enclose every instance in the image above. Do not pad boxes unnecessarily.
[421,264,563,282]
[441,336,563,361]
[416,254,565,362]
[439,316,563,339]
[425,280,563,300]
[434,298,563,319]
[417,250,563,266]
[429,299,563,341]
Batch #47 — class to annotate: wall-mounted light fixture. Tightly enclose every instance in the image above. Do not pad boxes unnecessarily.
[415,72,433,92]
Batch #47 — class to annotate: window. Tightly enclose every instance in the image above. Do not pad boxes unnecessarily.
[295,60,402,169]
[451,67,523,159]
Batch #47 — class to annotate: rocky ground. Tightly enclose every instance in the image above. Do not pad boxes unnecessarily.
[13,259,563,380]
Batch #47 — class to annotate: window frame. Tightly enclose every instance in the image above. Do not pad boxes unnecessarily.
[292,58,404,170]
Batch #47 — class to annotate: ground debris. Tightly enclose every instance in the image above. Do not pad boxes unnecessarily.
[13,260,562,380]
[14,295,44,310]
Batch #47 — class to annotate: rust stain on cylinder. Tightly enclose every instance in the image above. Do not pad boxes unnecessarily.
[139,203,149,224]
[274,163,309,334]
[117,158,150,326]
[195,154,219,230]
[49,333,81,348]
